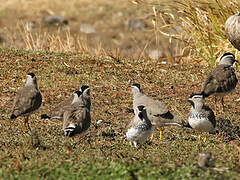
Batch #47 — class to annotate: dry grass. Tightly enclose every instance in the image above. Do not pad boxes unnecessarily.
[1,0,239,64]
[142,0,240,64]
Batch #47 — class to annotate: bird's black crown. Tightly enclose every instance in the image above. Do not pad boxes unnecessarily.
[137,105,145,111]
[220,52,235,60]
[189,93,204,99]
[131,83,141,90]
[27,72,35,78]
[80,85,89,92]
[74,90,82,97]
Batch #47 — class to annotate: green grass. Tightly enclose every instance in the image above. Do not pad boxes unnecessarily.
[0,48,239,179]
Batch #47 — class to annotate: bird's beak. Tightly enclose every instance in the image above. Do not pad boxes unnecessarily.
[187,98,194,104]
[187,97,192,102]
[235,60,239,63]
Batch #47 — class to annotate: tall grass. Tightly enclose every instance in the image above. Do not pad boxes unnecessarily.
[139,0,240,64]
[15,0,240,64]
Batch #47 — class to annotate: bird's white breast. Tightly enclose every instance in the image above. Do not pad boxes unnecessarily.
[188,112,214,132]
[126,127,153,144]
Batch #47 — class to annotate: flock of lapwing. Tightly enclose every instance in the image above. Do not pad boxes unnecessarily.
[10,52,238,147]
[10,13,240,147]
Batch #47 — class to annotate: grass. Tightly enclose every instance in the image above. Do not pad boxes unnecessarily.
[0,48,240,179]
[0,0,240,179]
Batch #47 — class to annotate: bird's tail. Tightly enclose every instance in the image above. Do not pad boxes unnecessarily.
[200,91,210,98]
[41,114,51,120]
[64,124,76,137]
[10,114,17,120]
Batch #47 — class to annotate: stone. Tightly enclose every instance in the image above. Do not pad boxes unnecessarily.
[43,15,68,26]
[80,24,97,34]
[128,18,147,31]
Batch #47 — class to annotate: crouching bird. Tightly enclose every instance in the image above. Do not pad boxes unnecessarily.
[63,90,91,137]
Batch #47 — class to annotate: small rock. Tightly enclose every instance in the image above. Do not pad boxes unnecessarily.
[43,15,68,26]
[80,24,97,34]
[96,120,103,124]
[159,69,167,73]
[0,36,4,43]
[128,18,147,31]
[148,50,164,60]
[197,153,215,168]
[26,22,36,32]
[65,68,78,75]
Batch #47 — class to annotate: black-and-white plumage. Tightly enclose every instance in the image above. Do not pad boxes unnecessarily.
[201,53,238,110]
[186,94,216,133]
[63,91,91,137]
[80,85,91,111]
[126,105,153,147]
[10,73,42,130]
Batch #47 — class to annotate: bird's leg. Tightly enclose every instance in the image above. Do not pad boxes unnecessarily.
[133,141,137,148]
[221,97,225,112]
[23,117,27,131]
[203,136,207,143]
[197,134,201,141]
[214,96,218,116]
[235,49,238,60]
[159,127,163,140]
[150,133,154,141]
[24,116,31,131]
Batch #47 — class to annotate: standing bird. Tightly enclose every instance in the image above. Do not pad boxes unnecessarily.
[10,73,42,131]
[63,91,91,137]
[185,94,216,141]
[201,52,238,112]
[41,85,91,120]
[131,83,183,140]
[126,105,153,147]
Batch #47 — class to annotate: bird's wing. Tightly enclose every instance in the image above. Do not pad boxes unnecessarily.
[50,96,73,118]
[127,114,139,129]
[63,105,90,133]
[12,86,42,117]
[203,65,238,95]
[138,95,169,115]
[203,105,216,128]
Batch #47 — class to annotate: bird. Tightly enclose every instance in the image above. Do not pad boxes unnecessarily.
[185,94,216,142]
[131,83,183,140]
[126,105,153,147]
[10,73,42,131]
[201,52,238,112]
[63,90,91,137]
[225,13,240,59]
[41,85,91,120]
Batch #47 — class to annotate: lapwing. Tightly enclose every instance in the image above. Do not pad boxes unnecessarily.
[41,85,91,120]
[131,83,183,140]
[10,73,42,131]
[63,90,91,137]
[126,105,153,147]
[185,94,216,141]
[201,52,238,112]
